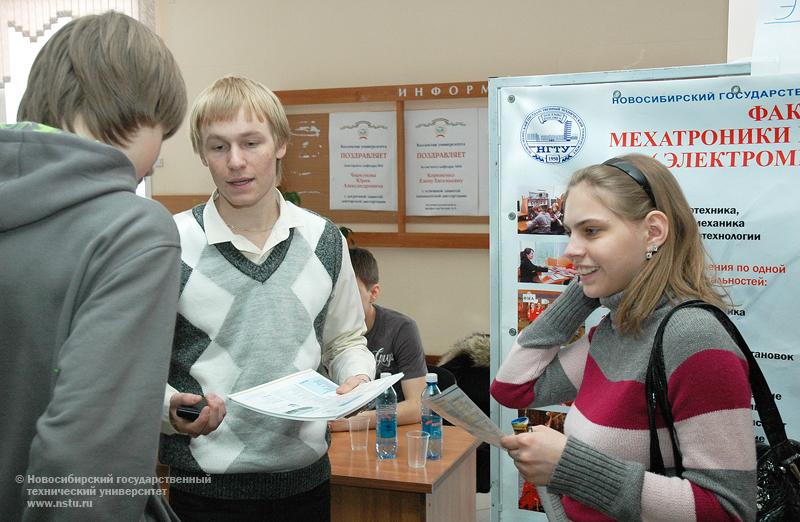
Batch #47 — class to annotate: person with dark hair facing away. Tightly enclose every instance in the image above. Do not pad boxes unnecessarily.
[0,11,187,520]
[520,247,549,283]
[329,247,428,432]
[526,205,552,233]
[493,154,756,521]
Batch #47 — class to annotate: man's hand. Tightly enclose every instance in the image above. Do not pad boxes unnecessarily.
[501,425,567,485]
[169,392,226,437]
[327,418,350,432]
[327,375,372,431]
[336,374,370,394]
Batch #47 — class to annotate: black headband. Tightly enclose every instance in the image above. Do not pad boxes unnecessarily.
[602,158,657,209]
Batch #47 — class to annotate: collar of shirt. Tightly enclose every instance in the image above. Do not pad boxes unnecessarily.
[202,190,305,263]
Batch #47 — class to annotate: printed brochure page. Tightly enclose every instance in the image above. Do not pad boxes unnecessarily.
[422,385,505,447]
[229,369,404,421]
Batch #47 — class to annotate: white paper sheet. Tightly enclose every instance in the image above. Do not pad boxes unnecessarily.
[752,0,800,74]
[422,385,504,447]
[229,369,404,421]
[405,108,480,216]
[329,112,397,210]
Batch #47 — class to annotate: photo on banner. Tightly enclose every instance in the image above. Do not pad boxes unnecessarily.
[516,186,566,235]
[515,407,569,513]
[516,289,564,334]
[517,235,575,285]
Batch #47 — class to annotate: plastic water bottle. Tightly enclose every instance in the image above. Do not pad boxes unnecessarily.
[420,372,443,459]
[375,372,397,459]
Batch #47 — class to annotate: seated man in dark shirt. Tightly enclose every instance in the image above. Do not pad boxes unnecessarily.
[329,247,428,431]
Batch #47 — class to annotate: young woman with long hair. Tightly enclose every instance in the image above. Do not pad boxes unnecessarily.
[492,154,755,521]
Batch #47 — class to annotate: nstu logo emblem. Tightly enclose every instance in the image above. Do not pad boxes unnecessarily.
[520,106,586,163]
[339,120,389,141]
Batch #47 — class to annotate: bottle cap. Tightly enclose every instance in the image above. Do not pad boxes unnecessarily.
[380,372,391,378]
[511,416,530,434]
[425,372,438,383]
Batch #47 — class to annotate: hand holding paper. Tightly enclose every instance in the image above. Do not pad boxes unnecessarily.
[421,385,504,447]
[229,369,403,421]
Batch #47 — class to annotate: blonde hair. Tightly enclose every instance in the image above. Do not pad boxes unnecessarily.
[18,11,186,146]
[189,75,291,180]
[564,154,727,334]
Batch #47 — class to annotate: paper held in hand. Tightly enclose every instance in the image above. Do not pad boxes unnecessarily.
[421,385,505,447]
[228,369,404,421]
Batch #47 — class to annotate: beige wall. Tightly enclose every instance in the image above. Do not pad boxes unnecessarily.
[153,0,728,355]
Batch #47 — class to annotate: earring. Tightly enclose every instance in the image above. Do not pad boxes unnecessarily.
[645,244,659,260]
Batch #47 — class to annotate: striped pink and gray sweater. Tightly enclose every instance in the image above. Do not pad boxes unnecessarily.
[491,283,756,521]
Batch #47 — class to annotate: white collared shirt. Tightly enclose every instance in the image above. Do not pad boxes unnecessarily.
[202,190,305,264]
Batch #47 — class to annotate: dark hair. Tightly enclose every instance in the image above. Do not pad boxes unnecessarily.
[18,11,186,146]
[520,248,533,262]
[349,247,379,286]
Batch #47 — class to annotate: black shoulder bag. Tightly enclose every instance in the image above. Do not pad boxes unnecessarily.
[646,300,800,521]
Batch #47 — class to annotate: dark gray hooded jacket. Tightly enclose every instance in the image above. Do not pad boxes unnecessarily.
[0,123,181,521]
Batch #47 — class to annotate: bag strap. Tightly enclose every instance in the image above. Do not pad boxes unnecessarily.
[646,300,792,476]
[646,302,688,476]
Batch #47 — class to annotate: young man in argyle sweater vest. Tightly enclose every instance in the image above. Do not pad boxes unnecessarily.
[159,76,375,522]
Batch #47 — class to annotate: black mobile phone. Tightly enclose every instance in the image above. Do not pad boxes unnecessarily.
[176,398,208,422]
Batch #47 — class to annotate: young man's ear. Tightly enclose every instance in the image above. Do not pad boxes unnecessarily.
[369,283,381,304]
[644,210,669,247]
[276,142,287,160]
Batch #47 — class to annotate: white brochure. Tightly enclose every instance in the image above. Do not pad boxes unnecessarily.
[229,369,403,421]
[422,385,505,447]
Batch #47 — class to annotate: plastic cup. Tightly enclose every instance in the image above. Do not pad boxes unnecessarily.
[348,416,370,450]
[406,430,430,468]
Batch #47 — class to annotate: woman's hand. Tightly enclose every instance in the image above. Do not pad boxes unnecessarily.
[501,425,567,485]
